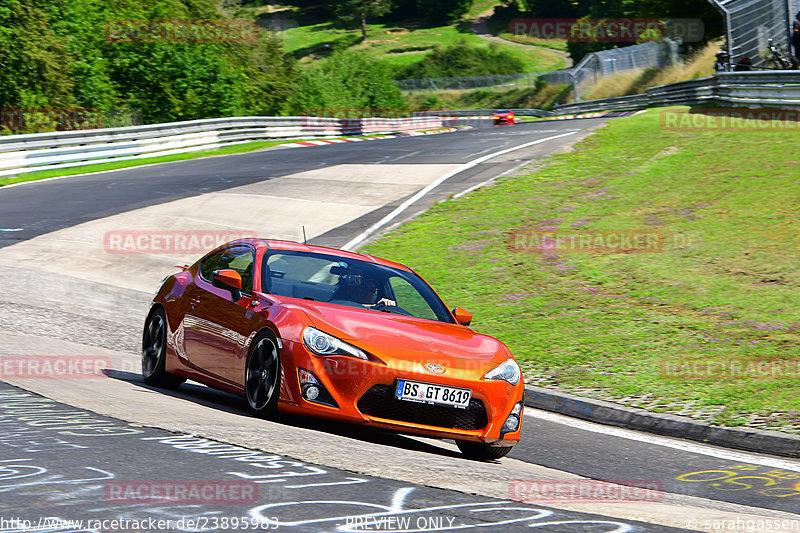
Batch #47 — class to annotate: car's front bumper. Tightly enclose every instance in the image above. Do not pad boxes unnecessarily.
[277,340,523,444]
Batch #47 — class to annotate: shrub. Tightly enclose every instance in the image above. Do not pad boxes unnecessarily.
[289,50,407,114]
[398,40,527,79]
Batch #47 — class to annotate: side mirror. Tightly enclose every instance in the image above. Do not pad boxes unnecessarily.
[452,307,473,326]
[213,269,242,300]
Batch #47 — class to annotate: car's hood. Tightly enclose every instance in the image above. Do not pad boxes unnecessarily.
[293,300,506,363]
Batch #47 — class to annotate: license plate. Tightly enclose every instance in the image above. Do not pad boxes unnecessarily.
[395,379,472,409]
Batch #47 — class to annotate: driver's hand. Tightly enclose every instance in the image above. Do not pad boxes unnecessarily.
[368,298,396,308]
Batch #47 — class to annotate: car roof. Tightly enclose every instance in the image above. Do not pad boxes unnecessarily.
[229,238,413,272]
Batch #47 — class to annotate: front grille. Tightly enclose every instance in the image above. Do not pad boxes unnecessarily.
[357,384,488,431]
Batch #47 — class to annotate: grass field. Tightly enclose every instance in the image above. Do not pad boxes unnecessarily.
[487,17,569,52]
[363,107,800,432]
[465,0,504,20]
[279,22,566,74]
[406,84,572,112]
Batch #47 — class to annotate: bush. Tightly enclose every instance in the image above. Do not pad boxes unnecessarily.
[1,0,297,127]
[289,50,407,114]
[398,40,527,79]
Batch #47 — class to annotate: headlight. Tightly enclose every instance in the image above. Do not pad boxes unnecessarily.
[484,358,521,385]
[302,327,368,361]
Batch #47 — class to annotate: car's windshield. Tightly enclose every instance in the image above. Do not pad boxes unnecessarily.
[262,250,453,323]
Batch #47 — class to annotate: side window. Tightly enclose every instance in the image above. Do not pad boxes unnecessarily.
[222,246,255,295]
[199,252,222,282]
[200,246,255,295]
[389,277,437,321]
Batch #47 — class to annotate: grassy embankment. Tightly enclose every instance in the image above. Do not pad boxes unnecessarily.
[244,0,568,110]
[364,107,800,432]
[583,41,719,101]
[279,22,565,74]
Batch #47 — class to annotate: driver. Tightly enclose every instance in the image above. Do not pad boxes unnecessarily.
[356,278,396,308]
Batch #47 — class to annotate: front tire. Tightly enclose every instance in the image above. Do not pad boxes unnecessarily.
[245,334,281,418]
[142,308,185,389]
[456,440,513,461]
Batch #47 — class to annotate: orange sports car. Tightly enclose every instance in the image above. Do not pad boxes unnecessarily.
[493,109,516,125]
[142,239,523,459]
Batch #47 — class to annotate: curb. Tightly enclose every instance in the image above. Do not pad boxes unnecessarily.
[523,385,800,458]
[545,111,643,121]
[283,126,472,148]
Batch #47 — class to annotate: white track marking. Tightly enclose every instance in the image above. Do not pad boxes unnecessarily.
[523,409,800,471]
[341,131,579,251]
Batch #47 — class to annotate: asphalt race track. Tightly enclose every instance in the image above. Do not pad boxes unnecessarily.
[0,120,799,532]
[0,381,685,532]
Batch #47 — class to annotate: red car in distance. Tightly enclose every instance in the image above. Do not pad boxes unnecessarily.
[142,239,524,460]
[493,109,516,125]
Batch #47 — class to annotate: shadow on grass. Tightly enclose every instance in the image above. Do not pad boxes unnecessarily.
[455,21,474,35]
[288,32,362,61]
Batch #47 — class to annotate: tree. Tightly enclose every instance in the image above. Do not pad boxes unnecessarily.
[289,50,406,114]
[415,0,472,25]
[333,0,394,42]
[0,0,297,126]
[516,0,722,62]
[0,0,75,110]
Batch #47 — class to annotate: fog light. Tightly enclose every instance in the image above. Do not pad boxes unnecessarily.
[297,368,338,408]
[502,414,520,433]
[501,402,523,435]
[304,385,320,401]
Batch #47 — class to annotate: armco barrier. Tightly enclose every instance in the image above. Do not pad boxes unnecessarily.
[0,115,447,177]
[554,71,800,114]
[4,73,800,178]
[414,109,551,118]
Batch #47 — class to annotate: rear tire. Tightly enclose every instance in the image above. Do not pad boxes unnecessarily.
[142,308,185,389]
[456,440,513,461]
[245,334,281,418]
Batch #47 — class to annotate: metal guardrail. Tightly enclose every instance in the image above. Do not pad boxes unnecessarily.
[0,116,446,177]
[4,72,800,178]
[414,109,551,118]
[554,71,800,114]
[395,73,543,92]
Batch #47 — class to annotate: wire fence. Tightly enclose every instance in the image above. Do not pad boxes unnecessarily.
[394,73,543,92]
[395,39,680,102]
[711,0,800,68]
[567,38,681,100]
